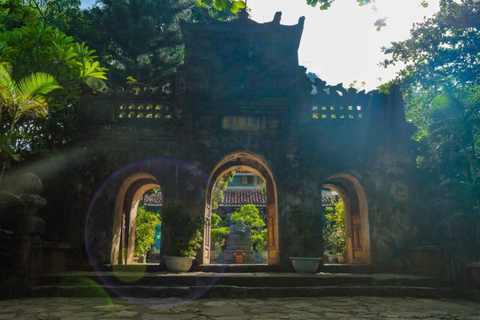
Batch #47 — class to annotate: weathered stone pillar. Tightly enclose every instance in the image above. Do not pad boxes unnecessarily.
[3,173,46,284]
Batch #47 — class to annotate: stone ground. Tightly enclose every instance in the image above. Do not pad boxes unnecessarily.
[1,296,479,319]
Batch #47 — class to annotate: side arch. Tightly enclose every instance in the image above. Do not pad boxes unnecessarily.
[205,152,279,265]
[323,173,371,265]
[111,173,160,265]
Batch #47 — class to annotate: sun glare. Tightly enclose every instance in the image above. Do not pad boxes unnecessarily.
[249,0,440,90]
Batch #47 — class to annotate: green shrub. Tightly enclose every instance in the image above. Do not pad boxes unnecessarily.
[162,203,204,257]
[290,205,323,257]
[252,228,267,252]
[230,204,265,228]
[211,226,230,251]
[134,206,161,256]
[230,204,267,251]
[323,200,346,254]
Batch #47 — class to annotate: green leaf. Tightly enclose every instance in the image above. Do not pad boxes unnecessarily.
[230,2,238,13]
[235,1,246,9]
[214,0,223,10]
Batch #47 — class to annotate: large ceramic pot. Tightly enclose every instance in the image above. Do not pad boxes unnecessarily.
[164,256,194,273]
[467,265,480,288]
[290,257,322,273]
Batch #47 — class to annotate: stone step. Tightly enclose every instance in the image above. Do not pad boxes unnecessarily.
[104,263,388,274]
[31,284,455,299]
[37,271,445,289]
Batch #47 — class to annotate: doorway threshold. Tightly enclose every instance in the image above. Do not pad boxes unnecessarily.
[192,264,291,273]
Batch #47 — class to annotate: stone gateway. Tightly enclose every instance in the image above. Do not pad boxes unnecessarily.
[73,10,417,269]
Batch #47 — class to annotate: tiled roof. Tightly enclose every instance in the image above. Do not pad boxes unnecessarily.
[322,196,340,207]
[144,192,336,207]
[220,188,267,207]
[144,193,163,207]
[234,170,256,176]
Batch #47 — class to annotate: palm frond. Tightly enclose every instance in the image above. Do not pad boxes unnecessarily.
[16,72,62,102]
[0,65,17,106]
[18,100,48,119]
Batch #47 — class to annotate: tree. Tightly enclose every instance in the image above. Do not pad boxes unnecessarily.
[210,212,234,251]
[230,204,265,228]
[211,171,235,210]
[382,0,480,90]
[134,205,161,257]
[323,200,346,254]
[195,0,245,13]
[0,0,37,30]
[381,0,480,286]
[0,22,106,153]
[230,204,266,251]
[80,0,192,87]
[0,64,61,181]
[196,0,428,13]
[211,212,221,227]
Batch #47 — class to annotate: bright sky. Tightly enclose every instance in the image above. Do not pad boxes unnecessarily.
[81,0,440,90]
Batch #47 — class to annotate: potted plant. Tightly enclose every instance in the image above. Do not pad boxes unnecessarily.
[161,203,205,272]
[289,205,323,273]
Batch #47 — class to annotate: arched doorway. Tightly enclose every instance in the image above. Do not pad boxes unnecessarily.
[323,174,371,264]
[111,173,161,265]
[205,152,279,265]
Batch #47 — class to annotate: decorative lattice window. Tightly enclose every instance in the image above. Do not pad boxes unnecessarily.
[311,104,365,121]
[116,102,176,120]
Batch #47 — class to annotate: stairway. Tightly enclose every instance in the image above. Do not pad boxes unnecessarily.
[32,264,453,299]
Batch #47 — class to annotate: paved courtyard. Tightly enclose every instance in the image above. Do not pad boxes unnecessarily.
[1,296,479,319]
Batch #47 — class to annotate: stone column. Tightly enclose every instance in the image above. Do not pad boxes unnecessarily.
[2,173,46,285]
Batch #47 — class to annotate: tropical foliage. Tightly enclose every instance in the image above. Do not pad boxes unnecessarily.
[290,205,323,257]
[79,0,191,87]
[211,171,235,210]
[230,204,267,251]
[195,0,245,14]
[196,0,429,13]
[211,205,267,252]
[0,64,61,181]
[0,7,106,155]
[230,204,265,228]
[210,212,228,251]
[211,226,229,251]
[381,0,480,285]
[134,205,161,256]
[323,200,346,254]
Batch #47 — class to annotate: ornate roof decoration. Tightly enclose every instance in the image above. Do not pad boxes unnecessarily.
[180,10,305,83]
[180,11,304,45]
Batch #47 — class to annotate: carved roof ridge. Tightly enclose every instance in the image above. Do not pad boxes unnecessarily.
[180,10,305,32]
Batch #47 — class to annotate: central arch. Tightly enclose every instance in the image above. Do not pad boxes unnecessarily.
[204,152,279,265]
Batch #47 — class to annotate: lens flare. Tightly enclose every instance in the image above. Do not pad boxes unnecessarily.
[62,276,114,302]
[112,264,147,284]
[85,157,225,306]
